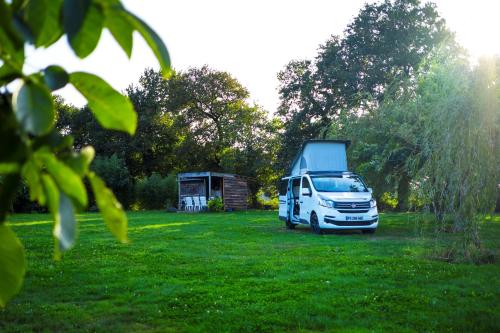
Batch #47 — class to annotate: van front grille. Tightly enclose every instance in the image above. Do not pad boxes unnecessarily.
[334,201,370,209]
[337,209,369,214]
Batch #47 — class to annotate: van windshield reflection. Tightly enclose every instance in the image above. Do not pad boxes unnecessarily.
[311,176,368,192]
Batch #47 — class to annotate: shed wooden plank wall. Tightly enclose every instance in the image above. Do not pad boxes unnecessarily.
[223,176,248,210]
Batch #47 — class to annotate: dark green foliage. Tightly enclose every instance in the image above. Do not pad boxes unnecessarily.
[1,211,499,331]
[0,0,171,306]
[135,173,177,210]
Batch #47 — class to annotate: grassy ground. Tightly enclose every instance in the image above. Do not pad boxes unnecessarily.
[1,211,499,332]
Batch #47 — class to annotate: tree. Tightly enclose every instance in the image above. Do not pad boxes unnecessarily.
[276,0,454,182]
[167,66,279,200]
[344,49,498,259]
[407,53,499,259]
[0,0,171,307]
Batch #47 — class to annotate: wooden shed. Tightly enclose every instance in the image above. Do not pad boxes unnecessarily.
[177,172,248,210]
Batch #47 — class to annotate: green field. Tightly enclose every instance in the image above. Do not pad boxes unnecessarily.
[1,211,499,332]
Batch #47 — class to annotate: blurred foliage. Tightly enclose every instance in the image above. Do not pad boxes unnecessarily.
[0,0,171,306]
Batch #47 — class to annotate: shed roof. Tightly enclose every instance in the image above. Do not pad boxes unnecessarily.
[178,171,242,180]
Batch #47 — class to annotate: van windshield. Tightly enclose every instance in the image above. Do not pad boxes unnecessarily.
[311,175,368,193]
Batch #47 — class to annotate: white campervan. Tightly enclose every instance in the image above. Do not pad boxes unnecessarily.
[278,140,378,234]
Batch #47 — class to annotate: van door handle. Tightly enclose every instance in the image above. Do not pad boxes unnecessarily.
[299,201,303,203]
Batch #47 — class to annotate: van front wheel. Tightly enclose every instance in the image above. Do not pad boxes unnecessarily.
[310,213,322,235]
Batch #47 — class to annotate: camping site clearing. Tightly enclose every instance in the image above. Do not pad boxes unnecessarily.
[1,211,499,332]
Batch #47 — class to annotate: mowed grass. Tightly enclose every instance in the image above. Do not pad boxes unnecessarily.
[1,211,499,332]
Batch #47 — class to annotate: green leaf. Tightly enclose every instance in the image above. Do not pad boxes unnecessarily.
[0,224,26,308]
[24,0,48,42]
[41,173,59,216]
[88,172,128,243]
[0,28,16,57]
[0,63,21,85]
[12,15,35,44]
[12,80,55,136]
[35,151,88,208]
[41,174,65,259]
[44,65,69,91]
[69,4,104,58]
[64,146,95,176]
[0,1,23,51]
[124,11,172,78]
[55,192,77,253]
[70,72,137,134]
[62,0,91,44]
[21,159,46,205]
[36,0,64,47]
[0,163,20,174]
[104,7,133,58]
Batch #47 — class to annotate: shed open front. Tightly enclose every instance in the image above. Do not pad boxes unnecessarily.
[177,172,248,211]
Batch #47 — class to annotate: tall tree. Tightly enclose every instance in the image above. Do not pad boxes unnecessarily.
[167,66,274,173]
[277,0,455,180]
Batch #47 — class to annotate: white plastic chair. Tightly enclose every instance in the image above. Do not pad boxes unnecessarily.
[184,197,193,211]
[200,196,207,210]
[193,196,201,211]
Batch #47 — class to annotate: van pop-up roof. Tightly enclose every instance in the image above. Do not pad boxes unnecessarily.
[288,140,350,176]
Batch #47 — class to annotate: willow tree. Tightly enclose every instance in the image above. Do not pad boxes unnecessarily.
[362,49,499,260]
[0,0,170,307]
[410,53,499,259]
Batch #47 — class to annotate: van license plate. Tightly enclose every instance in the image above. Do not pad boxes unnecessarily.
[346,216,363,221]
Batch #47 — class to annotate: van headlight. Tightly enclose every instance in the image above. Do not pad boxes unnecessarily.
[370,199,377,208]
[319,198,334,208]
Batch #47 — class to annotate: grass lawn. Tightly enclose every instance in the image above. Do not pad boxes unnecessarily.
[1,211,499,332]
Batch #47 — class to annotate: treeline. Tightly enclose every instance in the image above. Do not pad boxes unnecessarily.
[14,66,281,211]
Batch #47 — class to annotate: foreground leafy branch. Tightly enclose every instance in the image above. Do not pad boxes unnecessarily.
[0,0,171,307]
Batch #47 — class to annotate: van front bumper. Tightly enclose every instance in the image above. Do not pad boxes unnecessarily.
[317,207,379,229]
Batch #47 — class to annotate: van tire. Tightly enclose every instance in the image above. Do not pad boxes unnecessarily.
[362,228,376,234]
[285,215,296,229]
[310,213,322,235]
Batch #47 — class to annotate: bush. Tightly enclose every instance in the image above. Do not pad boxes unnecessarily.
[207,197,224,212]
[135,173,177,210]
[379,192,398,211]
[256,189,279,210]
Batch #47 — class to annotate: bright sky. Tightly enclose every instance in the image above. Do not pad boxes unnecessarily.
[25,0,500,113]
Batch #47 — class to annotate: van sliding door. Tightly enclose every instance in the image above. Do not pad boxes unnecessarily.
[278,179,288,220]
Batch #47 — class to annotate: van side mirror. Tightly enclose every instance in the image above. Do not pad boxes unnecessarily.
[368,187,373,193]
[301,188,311,196]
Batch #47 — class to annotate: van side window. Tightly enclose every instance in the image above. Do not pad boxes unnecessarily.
[302,177,311,190]
[278,179,288,196]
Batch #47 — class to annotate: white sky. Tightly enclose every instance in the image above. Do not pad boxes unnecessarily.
[25,0,500,113]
